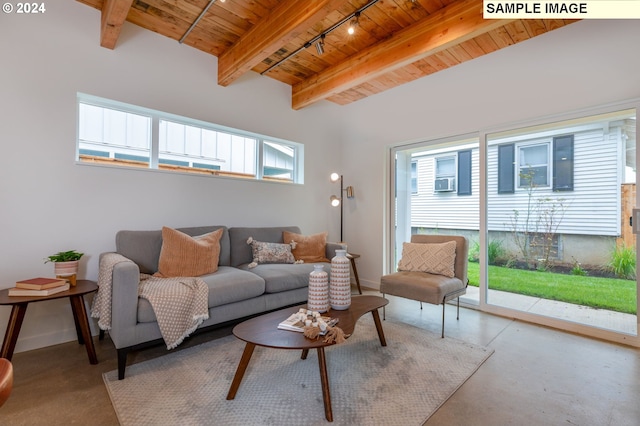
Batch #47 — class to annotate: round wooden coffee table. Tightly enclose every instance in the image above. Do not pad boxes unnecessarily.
[226,295,388,422]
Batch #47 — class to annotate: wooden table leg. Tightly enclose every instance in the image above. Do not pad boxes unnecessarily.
[316,347,333,422]
[301,348,309,359]
[0,304,28,360]
[371,309,387,347]
[349,256,362,294]
[69,295,98,364]
[227,342,256,400]
[71,300,84,345]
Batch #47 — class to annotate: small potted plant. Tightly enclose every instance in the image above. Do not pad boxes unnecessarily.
[45,250,84,285]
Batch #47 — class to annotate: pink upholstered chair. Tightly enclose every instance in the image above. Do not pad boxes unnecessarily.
[380,234,468,338]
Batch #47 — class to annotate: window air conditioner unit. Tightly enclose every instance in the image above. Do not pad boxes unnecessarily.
[434,177,455,192]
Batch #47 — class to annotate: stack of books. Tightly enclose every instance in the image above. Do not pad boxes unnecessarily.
[8,277,70,297]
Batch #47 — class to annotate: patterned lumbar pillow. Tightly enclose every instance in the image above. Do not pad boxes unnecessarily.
[282,231,329,263]
[246,237,299,268]
[155,227,223,278]
[397,241,457,278]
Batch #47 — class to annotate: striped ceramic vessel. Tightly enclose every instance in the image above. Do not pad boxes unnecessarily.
[330,249,351,310]
[308,264,330,313]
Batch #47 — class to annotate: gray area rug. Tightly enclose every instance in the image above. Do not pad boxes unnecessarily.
[104,316,493,425]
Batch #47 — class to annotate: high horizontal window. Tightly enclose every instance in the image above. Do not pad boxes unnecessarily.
[77,94,303,183]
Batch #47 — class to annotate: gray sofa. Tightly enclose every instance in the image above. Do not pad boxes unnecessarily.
[100,225,341,379]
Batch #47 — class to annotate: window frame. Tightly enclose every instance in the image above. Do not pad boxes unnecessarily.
[433,154,457,192]
[410,160,418,194]
[76,93,303,184]
[516,140,551,189]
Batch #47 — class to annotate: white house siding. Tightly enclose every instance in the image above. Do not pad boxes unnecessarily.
[411,123,625,238]
[487,126,621,236]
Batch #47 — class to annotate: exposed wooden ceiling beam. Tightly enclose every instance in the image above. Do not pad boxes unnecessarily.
[100,0,134,49]
[292,0,513,110]
[217,0,351,87]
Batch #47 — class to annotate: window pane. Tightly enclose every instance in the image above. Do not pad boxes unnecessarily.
[436,157,455,176]
[78,102,151,166]
[411,161,418,193]
[264,141,294,181]
[77,94,302,183]
[520,144,547,166]
[519,165,548,187]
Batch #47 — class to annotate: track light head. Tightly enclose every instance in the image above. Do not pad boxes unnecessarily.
[348,12,360,35]
[315,34,325,55]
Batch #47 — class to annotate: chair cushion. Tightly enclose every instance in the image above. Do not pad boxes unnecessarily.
[236,262,325,293]
[380,271,465,305]
[138,266,266,322]
[397,241,456,277]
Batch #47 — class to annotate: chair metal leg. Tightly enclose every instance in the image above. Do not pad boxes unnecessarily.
[420,301,422,310]
[382,294,386,320]
[457,297,460,320]
[441,303,445,338]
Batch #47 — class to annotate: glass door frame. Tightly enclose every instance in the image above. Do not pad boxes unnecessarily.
[387,98,640,348]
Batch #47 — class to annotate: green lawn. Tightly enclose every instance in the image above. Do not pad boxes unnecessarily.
[466,262,637,314]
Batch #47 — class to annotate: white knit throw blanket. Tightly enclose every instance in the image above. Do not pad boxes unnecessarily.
[91,253,210,350]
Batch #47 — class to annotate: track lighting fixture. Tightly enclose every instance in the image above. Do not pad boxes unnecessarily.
[348,12,360,35]
[261,0,381,75]
[315,34,325,55]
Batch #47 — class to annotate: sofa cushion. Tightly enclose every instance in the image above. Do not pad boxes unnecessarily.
[237,262,326,293]
[283,231,330,263]
[155,227,224,278]
[116,226,230,274]
[247,237,296,266]
[229,226,301,267]
[397,241,456,278]
[137,266,266,322]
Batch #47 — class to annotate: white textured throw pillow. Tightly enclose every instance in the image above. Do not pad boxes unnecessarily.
[397,241,457,277]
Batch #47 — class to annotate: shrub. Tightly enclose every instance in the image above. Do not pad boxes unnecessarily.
[468,240,479,262]
[467,239,505,265]
[606,244,636,280]
[487,239,506,265]
[570,257,588,276]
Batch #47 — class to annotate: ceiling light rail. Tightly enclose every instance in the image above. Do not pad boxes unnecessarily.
[180,0,226,44]
[260,0,381,76]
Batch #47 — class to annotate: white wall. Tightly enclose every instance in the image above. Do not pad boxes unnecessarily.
[338,19,640,289]
[2,5,640,354]
[0,2,346,352]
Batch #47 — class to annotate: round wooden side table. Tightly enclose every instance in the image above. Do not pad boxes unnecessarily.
[0,280,98,364]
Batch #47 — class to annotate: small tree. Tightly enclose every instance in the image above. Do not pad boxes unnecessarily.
[507,167,567,270]
[508,168,537,268]
[532,196,567,270]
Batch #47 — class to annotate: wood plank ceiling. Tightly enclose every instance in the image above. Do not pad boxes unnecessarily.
[77,0,578,110]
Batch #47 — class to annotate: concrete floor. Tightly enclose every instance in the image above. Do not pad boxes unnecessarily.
[1,292,639,425]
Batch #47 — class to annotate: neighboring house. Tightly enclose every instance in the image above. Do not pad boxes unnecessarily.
[410,112,636,265]
[77,99,297,181]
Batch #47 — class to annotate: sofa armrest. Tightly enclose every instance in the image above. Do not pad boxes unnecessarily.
[108,258,141,349]
[325,242,346,260]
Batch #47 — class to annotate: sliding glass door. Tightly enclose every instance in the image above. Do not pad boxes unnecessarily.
[390,102,639,346]
[391,134,480,306]
[485,108,637,337]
